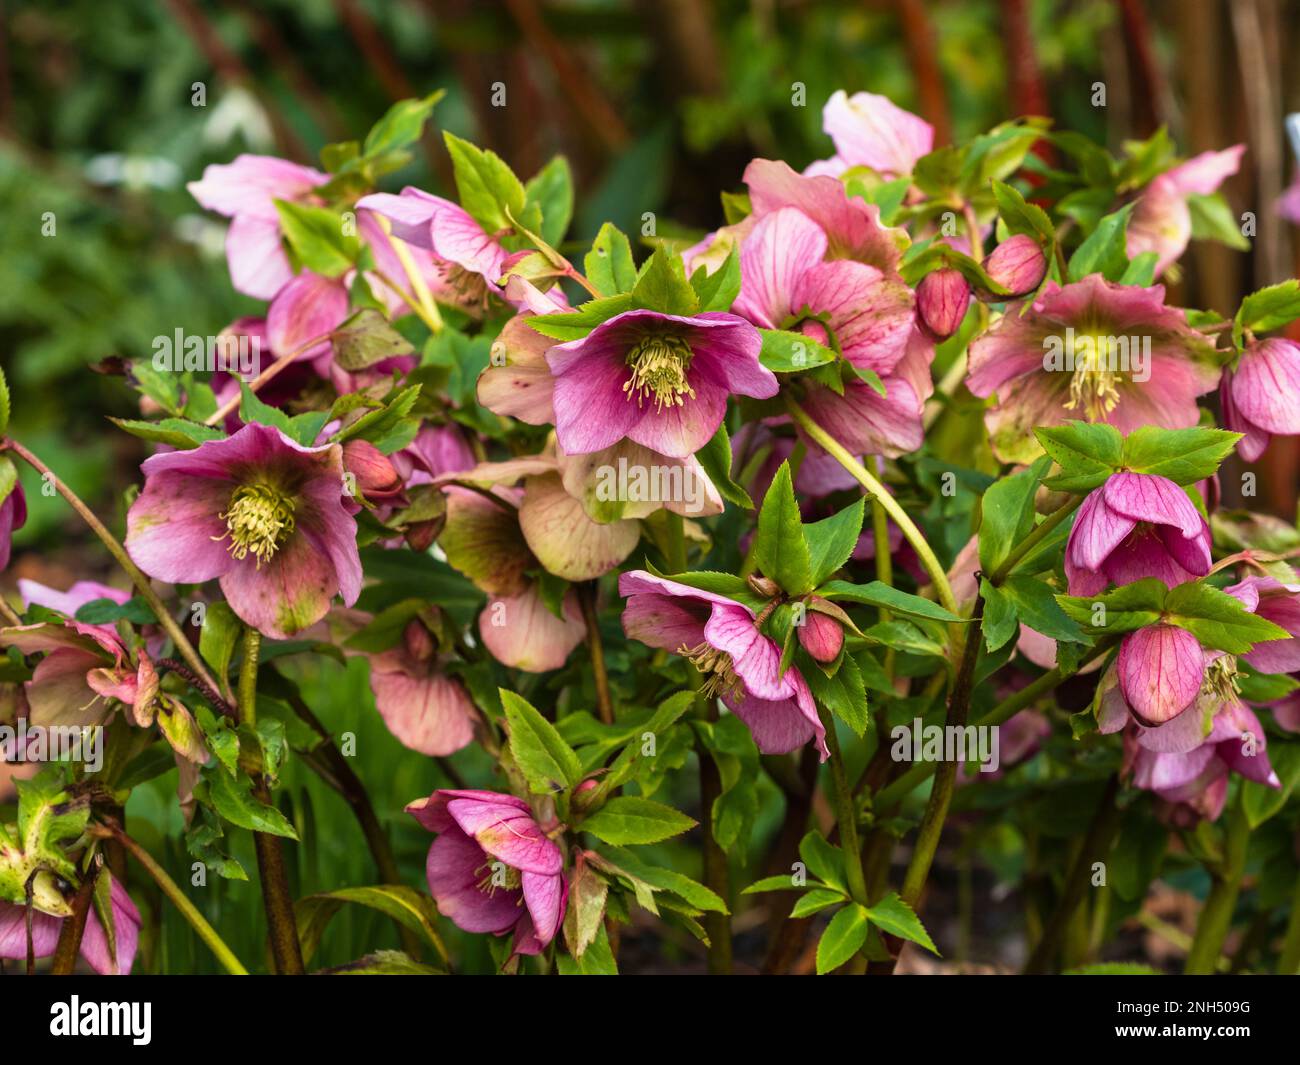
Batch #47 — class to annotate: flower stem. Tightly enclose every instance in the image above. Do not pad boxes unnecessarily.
[50,862,98,975]
[579,581,614,724]
[204,329,338,427]
[1,438,220,696]
[783,395,959,616]
[664,510,732,972]
[871,497,896,680]
[239,626,305,975]
[988,495,1082,585]
[1277,870,1300,974]
[1185,795,1250,975]
[99,822,249,975]
[900,591,985,909]
[820,707,868,906]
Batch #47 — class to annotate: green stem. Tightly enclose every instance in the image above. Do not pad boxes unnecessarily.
[820,708,868,906]
[579,581,614,725]
[2,438,220,697]
[103,823,249,975]
[664,511,731,972]
[988,495,1082,585]
[871,498,896,680]
[239,626,305,975]
[874,636,1119,810]
[784,395,958,616]
[1277,869,1300,974]
[1185,795,1250,975]
[900,591,984,908]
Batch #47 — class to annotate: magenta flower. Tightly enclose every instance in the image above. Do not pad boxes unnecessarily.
[0,482,26,572]
[0,875,141,975]
[406,788,566,955]
[356,187,510,309]
[805,90,934,181]
[1229,575,1300,674]
[1064,472,1211,597]
[1220,338,1300,462]
[915,268,970,340]
[188,154,328,299]
[967,275,1220,464]
[545,309,772,459]
[982,234,1047,298]
[125,423,361,640]
[618,571,828,760]
[1127,147,1244,277]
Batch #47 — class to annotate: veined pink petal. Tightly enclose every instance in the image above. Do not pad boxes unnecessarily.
[354,187,448,250]
[226,214,294,300]
[733,207,829,328]
[478,584,585,673]
[219,527,339,640]
[1117,624,1205,726]
[424,826,522,934]
[446,796,562,875]
[520,871,566,949]
[78,876,141,976]
[369,666,477,757]
[1067,488,1136,574]
[703,603,787,701]
[266,272,349,364]
[1230,338,1300,436]
[821,90,934,178]
[188,154,326,220]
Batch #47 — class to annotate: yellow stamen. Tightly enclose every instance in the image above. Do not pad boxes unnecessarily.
[474,859,522,897]
[678,641,743,701]
[1063,334,1122,420]
[214,483,296,567]
[624,335,696,412]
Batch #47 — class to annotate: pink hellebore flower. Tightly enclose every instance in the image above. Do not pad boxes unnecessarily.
[1127,147,1244,277]
[188,154,328,300]
[0,875,141,975]
[1220,338,1300,462]
[967,275,1220,464]
[1064,472,1211,597]
[805,90,934,181]
[982,235,1048,298]
[1277,170,1300,225]
[545,309,773,460]
[406,788,566,955]
[0,482,25,572]
[1230,575,1300,675]
[356,187,510,309]
[366,618,478,757]
[618,571,828,760]
[125,423,361,640]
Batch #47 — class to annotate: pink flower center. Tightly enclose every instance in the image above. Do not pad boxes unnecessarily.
[678,641,742,700]
[623,335,696,412]
[215,483,296,567]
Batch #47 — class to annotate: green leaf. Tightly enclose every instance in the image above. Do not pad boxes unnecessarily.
[444,131,526,233]
[804,653,868,737]
[334,384,422,452]
[1035,421,1124,492]
[1067,203,1135,283]
[1121,426,1240,485]
[73,596,158,626]
[864,891,939,954]
[1001,574,1085,643]
[331,309,416,371]
[979,579,1019,652]
[1163,581,1290,654]
[816,904,870,974]
[323,950,445,975]
[1056,579,1167,634]
[528,294,635,341]
[792,888,847,918]
[991,179,1055,242]
[500,688,583,793]
[295,885,449,968]
[630,245,698,315]
[758,328,838,373]
[580,796,696,845]
[0,365,9,436]
[1242,742,1300,828]
[1063,962,1161,975]
[1187,192,1250,251]
[561,858,608,958]
[598,846,727,912]
[1118,251,1158,287]
[695,423,753,509]
[275,200,360,278]
[556,922,618,974]
[524,155,574,247]
[199,768,299,839]
[362,91,445,157]
[805,499,865,587]
[817,580,961,623]
[754,462,813,595]
[583,223,637,297]
[978,457,1051,573]
[798,831,847,893]
[1233,279,1300,348]
[109,417,224,450]
[689,243,741,313]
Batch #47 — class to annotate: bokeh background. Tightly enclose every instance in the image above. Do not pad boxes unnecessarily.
[3,0,1299,972]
